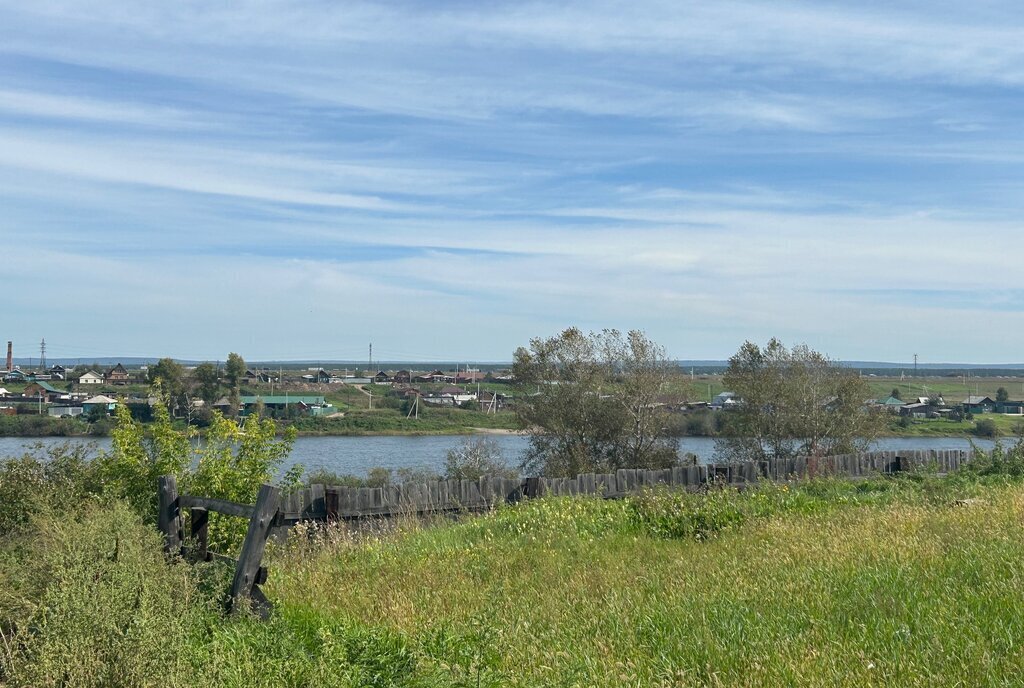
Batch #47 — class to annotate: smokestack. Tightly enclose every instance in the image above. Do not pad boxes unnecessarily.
[6,342,11,372]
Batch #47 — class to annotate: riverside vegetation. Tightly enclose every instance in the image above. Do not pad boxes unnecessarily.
[5,401,1024,685]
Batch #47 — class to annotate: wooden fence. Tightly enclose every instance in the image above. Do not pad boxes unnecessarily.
[157,447,974,618]
[278,448,974,521]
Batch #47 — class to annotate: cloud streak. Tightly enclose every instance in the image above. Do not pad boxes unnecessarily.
[1,1,1023,362]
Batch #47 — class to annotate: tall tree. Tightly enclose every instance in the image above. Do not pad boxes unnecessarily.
[997,387,1010,402]
[224,353,246,390]
[191,362,221,404]
[148,357,186,416]
[716,339,884,463]
[513,328,679,476]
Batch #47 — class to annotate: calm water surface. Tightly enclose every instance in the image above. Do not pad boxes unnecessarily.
[0,434,1003,477]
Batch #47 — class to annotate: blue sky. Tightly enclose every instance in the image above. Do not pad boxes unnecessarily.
[3,1,1024,363]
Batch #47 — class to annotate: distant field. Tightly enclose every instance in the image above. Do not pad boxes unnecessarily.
[864,375,1024,403]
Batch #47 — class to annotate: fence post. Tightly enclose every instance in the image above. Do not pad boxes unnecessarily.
[191,507,209,562]
[157,475,182,554]
[230,483,280,618]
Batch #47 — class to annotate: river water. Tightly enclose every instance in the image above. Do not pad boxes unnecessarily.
[0,434,1003,477]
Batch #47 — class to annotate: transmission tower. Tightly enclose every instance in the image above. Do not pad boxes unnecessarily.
[39,338,46,370]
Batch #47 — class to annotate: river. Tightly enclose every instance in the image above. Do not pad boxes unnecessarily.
[0,434,1004,477]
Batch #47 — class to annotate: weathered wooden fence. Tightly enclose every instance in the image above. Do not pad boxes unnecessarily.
[158,476,281,618]
[279,448,974,521]
[157,447,974,618]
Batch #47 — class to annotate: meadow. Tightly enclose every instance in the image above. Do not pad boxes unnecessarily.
[6,443,1024,686]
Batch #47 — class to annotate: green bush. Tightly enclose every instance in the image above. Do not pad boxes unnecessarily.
[95,404,301,552]
[0,442,102,534]
[974,418,999,438]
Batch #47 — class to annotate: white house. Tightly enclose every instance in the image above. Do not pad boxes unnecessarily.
[78,371,103,385]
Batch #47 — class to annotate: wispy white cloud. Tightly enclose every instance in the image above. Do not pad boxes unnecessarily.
[2,1,1024,361]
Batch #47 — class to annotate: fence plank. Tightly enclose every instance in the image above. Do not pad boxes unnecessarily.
[191,506,209,562]
[310,484,326,519]
[157,475,182,554]
[229,483,280,617]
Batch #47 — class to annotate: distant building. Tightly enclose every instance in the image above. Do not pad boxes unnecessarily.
[996,400,1024,415]
[875,396,905,413]
[392,370,412,384]
[82,395,118,414]
[711,391,740,410]
[962,396,996,414]
[48,405,84,418]
[24,381,68,402]
[3,369,28,383]
[104,363,131,385]
[235,395,333,417]
[78,370,103,385]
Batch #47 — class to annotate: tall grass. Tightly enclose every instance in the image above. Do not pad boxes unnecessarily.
[6,443,1024,686]
[263,474,1024,686]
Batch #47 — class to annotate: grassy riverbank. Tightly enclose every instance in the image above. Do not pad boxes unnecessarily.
[7,451,1024,686]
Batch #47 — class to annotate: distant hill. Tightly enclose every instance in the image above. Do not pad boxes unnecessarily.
[9,357,1024,376]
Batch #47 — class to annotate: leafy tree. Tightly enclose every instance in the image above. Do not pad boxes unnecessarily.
[715,338,885,463]
[148,358,187,416]
[224,353,246,418]
[997,387,1010,402]
[225,352,246,390]
[444,438,516,480]
[191,362,221,404]
[513,328,679,476]
[891,388,902,400]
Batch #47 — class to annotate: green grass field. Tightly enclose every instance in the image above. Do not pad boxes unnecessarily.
[8,449,1024,686]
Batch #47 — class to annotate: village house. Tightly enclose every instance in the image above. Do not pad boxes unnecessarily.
[301,369,332,384]
[962,396,996,414]
[711,391,741,410]
[82,395,118,415]
[392,370,412,384]
[23,381,69,402]
[3,369,28,383]
[875,396,905,413]
[104,363,131,385]
[78,370,103,385]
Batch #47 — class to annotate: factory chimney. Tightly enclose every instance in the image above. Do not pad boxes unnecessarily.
[6,341,11,372]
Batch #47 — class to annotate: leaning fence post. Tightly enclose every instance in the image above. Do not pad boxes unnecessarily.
[157,475,182,554]
[230,483,280,618]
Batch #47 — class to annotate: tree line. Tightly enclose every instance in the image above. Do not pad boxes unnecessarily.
[514,329,884,477]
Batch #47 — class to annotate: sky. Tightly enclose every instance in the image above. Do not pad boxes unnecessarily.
[3,1,1024,364]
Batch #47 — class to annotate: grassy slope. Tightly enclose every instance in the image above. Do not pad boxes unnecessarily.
[258,478,1024,687]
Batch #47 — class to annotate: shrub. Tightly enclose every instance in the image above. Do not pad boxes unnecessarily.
[95,404,300,552]
[974,418,999,438]
[444,438,516,480]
